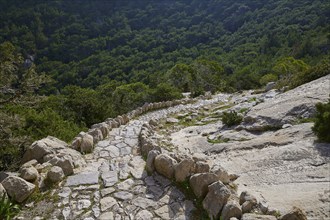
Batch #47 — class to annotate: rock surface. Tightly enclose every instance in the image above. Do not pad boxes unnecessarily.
[2,176,36,203]
[279,207,308,220]
[13,76,330,220]
[154,154,177,179]
[203,181,231,219]
[20,166,39,182]
[47,166,65,183]
[189,173,218,198]
[244,74,330,129]
[241,213,277,220]
[221,200,242,220]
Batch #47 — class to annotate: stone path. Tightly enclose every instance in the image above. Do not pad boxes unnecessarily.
[20,94,230,220]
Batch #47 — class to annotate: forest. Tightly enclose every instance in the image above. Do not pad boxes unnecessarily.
[0,0,329,170]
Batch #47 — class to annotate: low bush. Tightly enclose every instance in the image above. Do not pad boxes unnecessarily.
[0,196,20,220]
[312,98,330,143]
[221,111,243,127]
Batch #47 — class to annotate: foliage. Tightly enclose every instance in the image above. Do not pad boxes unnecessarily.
[0,42,49,105]
[0,196,20,220]
[259,73,278,86]
[273,57,310,88]
[0,0,328,91]
[312,99,330,143]
[152,83,183,102]
[222,111,243,127]
[289,57,330,89]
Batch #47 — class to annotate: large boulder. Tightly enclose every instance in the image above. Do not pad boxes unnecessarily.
[203,181,231,219]
[2,176,36,203]
[49,155,74,176]
[221,200,242,220]
[47,166,65,183]
[154,154,177,179]
[175,158,195,182]
[22,136,64,163]
[23,136,85,169]
[79,132,94,153]
[279,207,307,220]
[20,166,39,182]
[189,173,218,198]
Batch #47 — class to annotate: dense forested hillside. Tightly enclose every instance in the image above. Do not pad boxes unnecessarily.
[0,0,329,170]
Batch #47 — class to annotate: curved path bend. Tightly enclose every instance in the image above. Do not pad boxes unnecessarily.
[19,94,230,220]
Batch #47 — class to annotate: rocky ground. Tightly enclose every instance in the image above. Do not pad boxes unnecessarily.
[12,93,230,220]
[2,75,329,220]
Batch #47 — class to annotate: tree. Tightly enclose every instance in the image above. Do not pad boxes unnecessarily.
[0,42,49,105]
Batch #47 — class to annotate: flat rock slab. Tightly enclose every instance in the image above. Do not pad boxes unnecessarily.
[65,172,99,186]
[101,171,118,187]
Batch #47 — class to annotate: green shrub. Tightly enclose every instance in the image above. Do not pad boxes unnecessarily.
[152,83,183,102]
[221,111,243,127]
[0,196,20,220]
[259,73,278,86]
[312,99,330,143]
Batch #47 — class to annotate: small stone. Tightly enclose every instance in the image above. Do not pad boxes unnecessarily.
[189,173,218,198]
[279,207,307,220]
[195,161,210,173]
[257,201,268,214]
[221,200,242,220]
[166,117,179,123]
[135,210,153,220]
[282,124,293,129]
[77,199,91,210]
[132,197,157,209]
[66,172,99,186]
[100,196,117,212]
[20,166,39,182]
[78,132,94,153]
[203,181,231,219]
[239,191,257,205]
[175,158,195,182]
[155,205,172,220]
[242,200,255,213]
[62,207,71,219]
[101,171,118,187]
[58,187,71,198]
[113,191,133,200]
[117,179,134,191]
[21,159,39,168]
[146,150,160,173]
[212,165,231,184]
[49,155,74,176]
[99,212,114,220]
[154,154,177,179]
[92,205,101,218]
[47,166,65,183]
[241,213,277,220]
[100,187,116,197]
